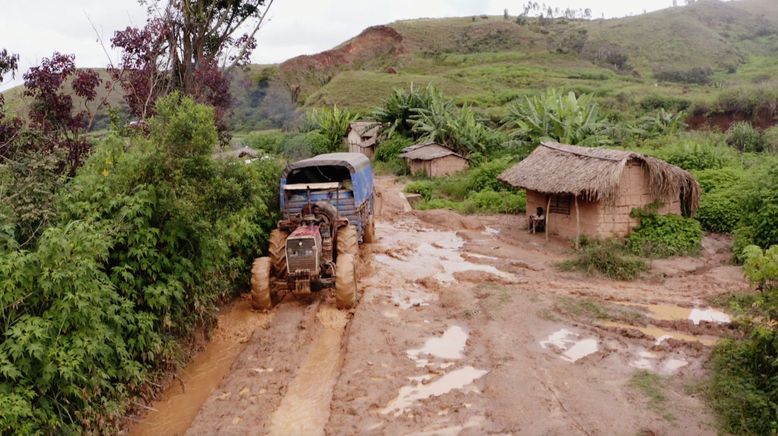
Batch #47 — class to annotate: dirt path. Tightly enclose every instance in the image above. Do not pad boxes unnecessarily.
[128,175,750,435]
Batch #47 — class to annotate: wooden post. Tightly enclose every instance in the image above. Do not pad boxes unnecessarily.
[573,194,581,250]
[545,195,551,241]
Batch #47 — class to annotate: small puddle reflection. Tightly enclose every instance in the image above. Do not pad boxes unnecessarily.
[629,348,689,375]
[621,303,731,325]
[390,287,435,309]
[374,228,515,284]
[540,329,599,363]
[380,366,488,416]
[408,325,468,363]
[599,321,719,346]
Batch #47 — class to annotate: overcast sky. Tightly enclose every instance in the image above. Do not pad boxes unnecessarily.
[0,0,678,91]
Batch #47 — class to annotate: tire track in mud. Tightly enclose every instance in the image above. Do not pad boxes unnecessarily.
[267,305,349,435]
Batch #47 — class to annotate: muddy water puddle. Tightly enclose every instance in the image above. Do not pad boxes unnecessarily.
[374,223,515,284]
[390,287,436,309]
[129,300,270,436]
[598,321,719,346]
[381,366,488,416]
[540,329,599,363]
[630,349,689,375]
[381,325,488,416]
[408,325,468,364]
[618,302,731,325]
[268,305,348,436]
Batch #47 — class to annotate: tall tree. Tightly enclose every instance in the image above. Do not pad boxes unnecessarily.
[111,0,273,139]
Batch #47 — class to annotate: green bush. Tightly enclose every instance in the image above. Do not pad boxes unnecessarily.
[466,157,514,192]
[726,121,766,153]
[739,163,778,251]
[708,246,778,435]
[654,139,733,171]
[732,226,758,263]
[693,167,746,194]
[375,135,412,162]
[765,126,778,153]
[467,189,526,214]
[627,208,703,258]
[405,180,435,201]
[243,130,285,153]
[0,95,280,433]
[559,239,649,280]
[697,190,742,233]
[309,105,358,153]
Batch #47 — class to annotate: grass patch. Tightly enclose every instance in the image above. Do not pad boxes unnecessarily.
[556,296,609,320]
[559,239,649,281]
[630,370,677,422]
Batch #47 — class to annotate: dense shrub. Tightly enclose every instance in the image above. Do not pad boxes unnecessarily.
[559,239,649,280]
[653,139,732,171]
[626,208,703,258]
[467,189,526,213]
[765,126,778,153]
[708,245,778,435]
[0,94,280,433]
[466,157,515,192]
[654,67,713,85]
[726,121,766,153]
[375,135,412,163]
[739,163,778,251]
[243,130,285,153]
[405,180,435,201]
[639,95,691,113]
[697,190,742,233]
[693,167,747,233]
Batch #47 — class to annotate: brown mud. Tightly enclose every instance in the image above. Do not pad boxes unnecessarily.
[127,175,752,435]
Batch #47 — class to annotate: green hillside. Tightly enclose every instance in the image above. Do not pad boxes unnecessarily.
[270,0,778,122]
[3,0,777,130]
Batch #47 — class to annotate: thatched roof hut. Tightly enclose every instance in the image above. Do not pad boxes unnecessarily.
[499,142,700,238]
[401,142,469,177]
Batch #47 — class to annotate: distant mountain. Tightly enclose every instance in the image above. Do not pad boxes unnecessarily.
[4,0,777,131]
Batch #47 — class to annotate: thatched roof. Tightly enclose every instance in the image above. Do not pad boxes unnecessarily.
[498,142,700,213]
[401,142,467,161]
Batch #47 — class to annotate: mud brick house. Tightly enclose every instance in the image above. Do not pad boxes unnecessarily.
[498,142,700,239]
[401,142,469,177]
[346,121,381,160]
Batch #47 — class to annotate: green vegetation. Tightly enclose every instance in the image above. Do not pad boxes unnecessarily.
[630,370,676,422]
[559,239,649,281]
[403,156,526,215]
[726,121,766,153]
[0,95,280,433]
[708,245,778,434]
[627,208,703,258]
[309,106,359,154]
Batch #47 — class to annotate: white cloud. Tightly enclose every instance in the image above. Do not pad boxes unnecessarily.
[0,0,676,90]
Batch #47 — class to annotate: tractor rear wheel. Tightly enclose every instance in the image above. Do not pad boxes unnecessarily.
[335,254,357,309]
[337,224,358,257]
[363,216,376,243]
[250,257,273,310]
[268,229,289,278]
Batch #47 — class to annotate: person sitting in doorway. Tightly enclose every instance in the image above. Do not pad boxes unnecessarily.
[529,207,545,234]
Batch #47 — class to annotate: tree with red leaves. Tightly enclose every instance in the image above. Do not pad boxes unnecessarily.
[110,0,273,142]
[22,52,103,171]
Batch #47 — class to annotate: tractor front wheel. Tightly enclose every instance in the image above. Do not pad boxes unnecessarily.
[337,224,358,257]
[335,254,357,309]
[250,257,273,310]
[268,229,289,278]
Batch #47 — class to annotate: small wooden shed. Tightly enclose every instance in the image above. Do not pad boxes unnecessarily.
[498,142,700,239]
[346,121,381,160]
[400,142,469,177]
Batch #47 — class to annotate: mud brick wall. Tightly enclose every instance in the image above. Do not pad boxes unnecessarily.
[408,155,469,178]
[523,161,682,239]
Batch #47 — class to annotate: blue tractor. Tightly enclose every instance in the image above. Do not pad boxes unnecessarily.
[251,153,376,310]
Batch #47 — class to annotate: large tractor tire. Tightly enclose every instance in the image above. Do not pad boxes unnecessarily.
[250,257,273,310]
[337,224,358,257]
[335,254,357,309]
[363,216,376,243]
[268,229,289,278]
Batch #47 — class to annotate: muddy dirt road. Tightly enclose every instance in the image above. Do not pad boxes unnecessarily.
[128,175,748,435]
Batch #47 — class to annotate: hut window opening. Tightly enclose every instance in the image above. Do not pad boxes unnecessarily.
[549,194,572,215]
